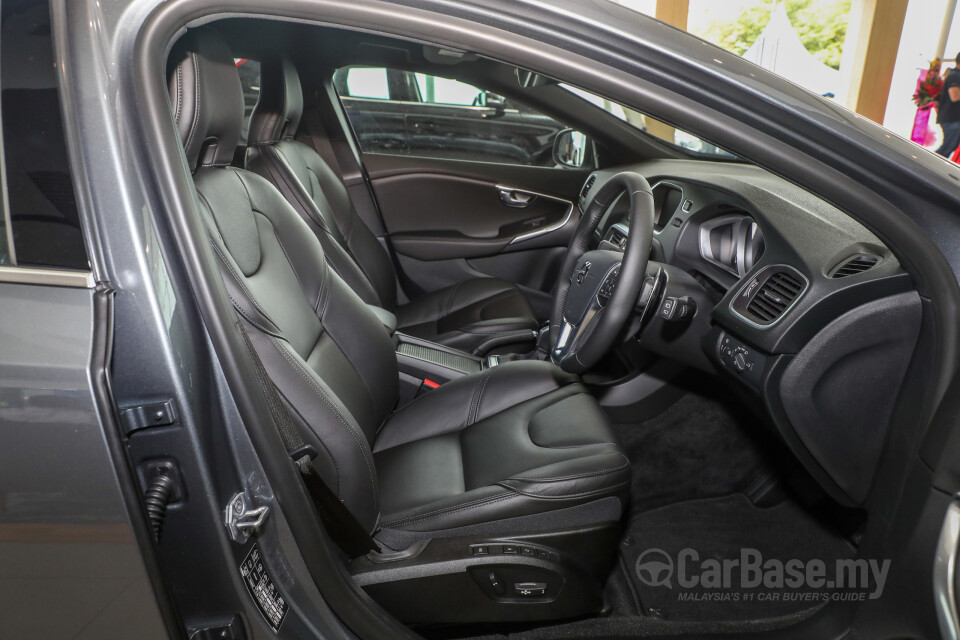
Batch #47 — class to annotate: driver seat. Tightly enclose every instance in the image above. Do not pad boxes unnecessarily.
[245,57,539,355]
[169,29,630,625]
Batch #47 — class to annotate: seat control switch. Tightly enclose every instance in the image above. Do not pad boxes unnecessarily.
[488,571,505,596]
[514,582,548,597]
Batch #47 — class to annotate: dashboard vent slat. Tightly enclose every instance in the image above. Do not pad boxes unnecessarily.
[580,175,597,200]
[734,268,807,327]
[609,228,627,249]
[830,254,880,278]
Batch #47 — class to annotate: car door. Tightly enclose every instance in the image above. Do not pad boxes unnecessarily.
[334,66,591,317]
[0,2,169,635]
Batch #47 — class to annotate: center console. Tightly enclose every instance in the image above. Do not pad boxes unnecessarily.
[395,333,504,404]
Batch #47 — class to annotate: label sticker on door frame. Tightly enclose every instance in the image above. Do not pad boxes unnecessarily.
[239,544,289,633]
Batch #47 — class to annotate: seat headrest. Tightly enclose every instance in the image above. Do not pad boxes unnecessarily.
[167,29,244,172]
[248,58,303,146]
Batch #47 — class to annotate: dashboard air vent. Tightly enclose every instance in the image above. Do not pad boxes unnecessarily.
[829,254,880,278]
[608,226,627,250]
[580,174,597,200]
[733,267,807,327]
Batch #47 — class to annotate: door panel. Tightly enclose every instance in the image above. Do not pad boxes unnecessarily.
[0,282,169,639]
[363,153,588,304]
[375,174,574,259]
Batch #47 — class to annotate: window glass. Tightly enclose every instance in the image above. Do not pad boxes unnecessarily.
[346,67,390,100]
[560,84,736,159]
[1,0,89,269]
[414,73,481,106]
[335,67,584,168]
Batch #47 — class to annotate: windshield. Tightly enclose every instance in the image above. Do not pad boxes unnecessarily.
[559,84,738,159]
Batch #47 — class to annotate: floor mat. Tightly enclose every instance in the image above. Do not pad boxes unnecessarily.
[615,380,788,516]
[618,494,856,623]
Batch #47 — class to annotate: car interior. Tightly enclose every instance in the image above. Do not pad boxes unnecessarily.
[160,17,927,639]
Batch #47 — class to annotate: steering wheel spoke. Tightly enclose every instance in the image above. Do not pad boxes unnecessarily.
[550,172,656,373]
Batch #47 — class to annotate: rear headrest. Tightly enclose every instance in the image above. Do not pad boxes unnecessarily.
[248,58,303,146]
[167,29,244,172]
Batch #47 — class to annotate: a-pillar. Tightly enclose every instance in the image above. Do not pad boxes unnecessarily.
[642,0,690,141]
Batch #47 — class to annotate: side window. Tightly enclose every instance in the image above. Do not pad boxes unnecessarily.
[333,66,585,168]
[413,73,482,106]
[0,0,89,270]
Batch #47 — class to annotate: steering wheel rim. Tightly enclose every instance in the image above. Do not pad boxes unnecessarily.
[550,172,655,373]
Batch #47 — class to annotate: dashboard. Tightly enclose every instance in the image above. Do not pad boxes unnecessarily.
[580,160,921,507]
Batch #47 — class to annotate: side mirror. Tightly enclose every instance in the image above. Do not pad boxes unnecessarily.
[477,91,506,118]
[553,128,591,168]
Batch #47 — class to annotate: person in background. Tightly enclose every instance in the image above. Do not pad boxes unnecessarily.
[937,53,960,157]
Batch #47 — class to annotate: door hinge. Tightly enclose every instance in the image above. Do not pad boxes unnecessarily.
[224,492,270,544]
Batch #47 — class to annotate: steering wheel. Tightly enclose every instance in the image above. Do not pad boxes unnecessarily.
[550,172,655,373]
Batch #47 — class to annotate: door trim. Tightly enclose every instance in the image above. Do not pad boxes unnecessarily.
[0,265,94,288]
[496,184,574,245]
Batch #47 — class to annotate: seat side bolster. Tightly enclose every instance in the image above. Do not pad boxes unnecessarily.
[373,361,579,453]
[247,328,381,533]
[498,451,632,499]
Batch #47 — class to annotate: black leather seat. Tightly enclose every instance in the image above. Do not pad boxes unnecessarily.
[245,57,539,355]
[169,30,629,624]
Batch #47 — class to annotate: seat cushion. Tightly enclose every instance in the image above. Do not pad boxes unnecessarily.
[395,278,539,354]
[373,361,631,534]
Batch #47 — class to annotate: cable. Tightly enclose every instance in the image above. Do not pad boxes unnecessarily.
[144,471,176,540]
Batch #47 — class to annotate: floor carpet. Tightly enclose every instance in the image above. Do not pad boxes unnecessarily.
[618,494,856,622]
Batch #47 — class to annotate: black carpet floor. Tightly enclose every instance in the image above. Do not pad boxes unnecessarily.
[614,379,786,517]
[618,494,856,622]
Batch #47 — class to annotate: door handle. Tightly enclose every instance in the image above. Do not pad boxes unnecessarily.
[497,186,536,208]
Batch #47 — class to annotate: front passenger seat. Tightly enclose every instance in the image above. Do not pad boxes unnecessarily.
[246,57,539,355]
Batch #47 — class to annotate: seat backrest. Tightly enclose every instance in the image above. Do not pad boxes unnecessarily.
[168,29,398,533]
[246,57,399,311]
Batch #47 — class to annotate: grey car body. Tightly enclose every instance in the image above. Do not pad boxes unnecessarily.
[2,0,960,639]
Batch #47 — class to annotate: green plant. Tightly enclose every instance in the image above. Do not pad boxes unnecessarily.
[696,0,851,70]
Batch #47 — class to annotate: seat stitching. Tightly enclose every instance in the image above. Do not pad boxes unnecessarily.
[466,369,492,427]
[503,459,630,483]
[269,336,378,512]
[173,65,183,124]
[382,492,515,527]
[316,260,331,318]
[209,240,278,327]
[440,281,462,322]
[230,299,282,338]
[496,479,631,500]
[471,370,493,425]
[183,52,202,158]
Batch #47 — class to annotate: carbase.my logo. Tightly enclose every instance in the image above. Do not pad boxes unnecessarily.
[635,548,674,588]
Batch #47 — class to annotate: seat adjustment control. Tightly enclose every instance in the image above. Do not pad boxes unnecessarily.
[488,571,505,595]
[514,582,547,597]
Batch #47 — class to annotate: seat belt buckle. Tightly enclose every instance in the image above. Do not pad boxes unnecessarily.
[289,444,318,462]
[416,378,441,398]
